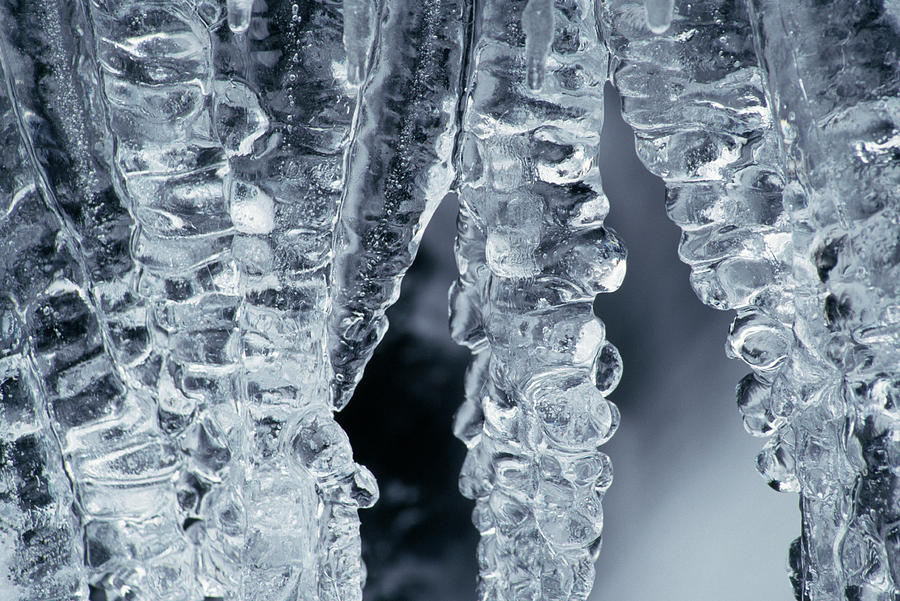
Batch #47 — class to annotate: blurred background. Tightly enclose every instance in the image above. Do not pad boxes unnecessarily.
[338,86,799,601]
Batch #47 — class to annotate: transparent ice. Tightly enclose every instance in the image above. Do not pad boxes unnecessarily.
[0,1,897,600]
[328,0,468,409]
[449,2,624,600]
[605,0,900,599]
[1,1,376,599]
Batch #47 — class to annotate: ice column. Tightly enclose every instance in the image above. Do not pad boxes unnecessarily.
[450,1,625,599]
[605,0,900,597]
[748,1,900,598]
[82,1,377,599]
[0,0,191,598]
[0,52,87,601]
[603,0,801,586]
[328,0,470,409]
[602,0,795,428]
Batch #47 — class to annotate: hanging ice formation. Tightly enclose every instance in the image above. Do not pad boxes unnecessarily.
[450,1,625,598]
[0,1,186,597]
[1,0,899,599]
[0,0,380,599]
[328,0,469,409]
[750,2,900,598]
[604,0,900,598]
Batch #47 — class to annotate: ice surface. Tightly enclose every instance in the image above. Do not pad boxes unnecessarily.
[748,1,900,597]
[450,1,623,599]
[1,0,897,599]
[606,0,900,597]
[342,0,376,85]
[0,1,189,597]
[0,1,377,599]
[522,0,555,90]
[328,0,469,409]
[226,0,254,33]
[0,62,86,601]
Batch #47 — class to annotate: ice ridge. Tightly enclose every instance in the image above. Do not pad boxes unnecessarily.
[450,1,625,599]
[604,0,900,597]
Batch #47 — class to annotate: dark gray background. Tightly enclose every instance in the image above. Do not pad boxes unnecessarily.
[340,86,798,601]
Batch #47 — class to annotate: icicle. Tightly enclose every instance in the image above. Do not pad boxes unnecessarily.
[343,0,376,84]
[80,1,378,598]
[604,0,797,574]
[328,0,470,409]
[451,2,623,599]
[747,1,900,597]
[227,0,255,33]
[0,48,87,601]
[643,0,674,34]
[605,0,900,596]
[0,1,193,597]
[522,0,554,90]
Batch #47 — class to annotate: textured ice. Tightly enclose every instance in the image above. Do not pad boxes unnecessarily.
[328,0,469,409]
[449,1,623,599]
[748,2,900,597]
[604,0,900,598]
[0,1,376,599]
[0,0,898,600]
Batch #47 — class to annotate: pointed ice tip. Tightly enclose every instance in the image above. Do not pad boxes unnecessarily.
[330,377,354,412]
[644,0,674,35]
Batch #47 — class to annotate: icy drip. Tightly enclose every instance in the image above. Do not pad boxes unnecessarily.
[342,0,376,85]
[0,0,160,427]
[213,2,379,598]
[0,1,192,598]
[643,0,674,34]
[522,0,554,90]
[450,2,624,599]
[327,0,470,409]
[226,0,254,33]
[748,1,900,598]
[602,0,794,385]
[85,1,377,599]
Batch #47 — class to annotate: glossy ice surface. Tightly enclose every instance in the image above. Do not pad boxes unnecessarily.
[0,1,897,600]
[605,0,900,598]
[450,2,625,599]
[1,1,376,599]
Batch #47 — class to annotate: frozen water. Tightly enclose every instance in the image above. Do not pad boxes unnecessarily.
[643,0,674,33]
[342,0,375,85]
[226,0,254,33]
[0,1,376,599]
[0,0,897,600]
[605,0,900,598]
[449,1,623,599]
[521,0,555,90]
[328,0,469,409]
[748,2,900,597]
